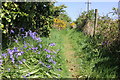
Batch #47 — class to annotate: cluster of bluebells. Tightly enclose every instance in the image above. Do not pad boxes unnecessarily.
[11,29,42,43]
[24,30,42,42]
[1,47,25,64]
[2,28,62,78]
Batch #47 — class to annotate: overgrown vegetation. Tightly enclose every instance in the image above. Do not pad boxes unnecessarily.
[0,1,120,79]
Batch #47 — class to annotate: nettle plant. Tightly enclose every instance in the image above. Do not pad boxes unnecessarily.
[0,29,62,78]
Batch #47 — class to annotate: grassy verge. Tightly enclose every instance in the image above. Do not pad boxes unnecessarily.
[68,29,117,78]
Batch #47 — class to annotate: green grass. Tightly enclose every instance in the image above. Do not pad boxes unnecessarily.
[67,29,117,78]
[1,28,119,78]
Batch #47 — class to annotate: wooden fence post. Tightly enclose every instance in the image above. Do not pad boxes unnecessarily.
[93,9,98,37]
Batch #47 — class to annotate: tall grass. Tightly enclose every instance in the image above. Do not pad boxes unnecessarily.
[67,29,117,78]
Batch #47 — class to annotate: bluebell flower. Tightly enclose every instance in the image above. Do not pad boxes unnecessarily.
[22,75,26,78]
[32,47,38,50]
[14,39,18,43]
[7,49,14,55]
[39,44,42,48]
[23,45,27,48]
[14,47,19,52]
[22,59,26,62]
[53,51,57,54]
[21,34,25,36]
[36,38,42,42]
[0,60,3,63]
[58,68,62,71]
[20,51,24,54]
[46,54,51,58]
[46,65,51,68]
[2,53,7,58]
[18,61,23,64]
[39,61,45,66]
[10,30,14,34]
[52,61,56,64]
[49,43,56,46]
[44,49,51,53]
[37,51,41,54]
[10,54,13,59]
[48,59,53,62]
[11,58,15,63]
[33,32,37,36]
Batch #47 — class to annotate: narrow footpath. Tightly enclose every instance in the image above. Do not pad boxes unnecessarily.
[63,34,80,78]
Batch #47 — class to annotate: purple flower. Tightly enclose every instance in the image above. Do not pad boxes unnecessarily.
[0,60,3,63]
[32,47,38,50]
[21,34,24,36]
[14,39,18,43]
[18,61,23,64]
[46,65,51,68]
[37,51,41,54]
[10,54,13,59]
[35,38,42,42]
[49,43,56,46]
[22,59,26,62]
[23,46,27,48]
[58,68,62,71]
[39,44,42,48]
[11,58,15,63]
[53,51,57,54]
[10,30,14,34]
[48,59,53,62]
[44,49,51,53]
[2,53,7,58]
[14,47,19,52]
[22,75,26,78]
[46,54,51,58]
[52,61,56,64]
[33,32,37,36]
[39,61,45,66]
[7,49,14,55]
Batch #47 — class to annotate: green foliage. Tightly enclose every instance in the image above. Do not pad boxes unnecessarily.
[68,29,117,78]
[75,10,95,28]
[1,2,67,49]
[57,13,72,23]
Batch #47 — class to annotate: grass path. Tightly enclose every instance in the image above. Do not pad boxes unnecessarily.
[63,33,80,78]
